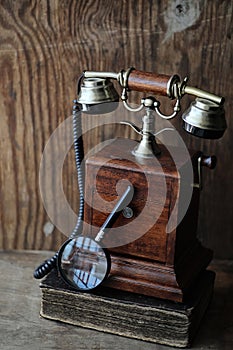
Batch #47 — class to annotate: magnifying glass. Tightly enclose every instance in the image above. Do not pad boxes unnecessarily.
[57,184,134,291]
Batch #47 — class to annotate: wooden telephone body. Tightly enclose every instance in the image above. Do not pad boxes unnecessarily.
[83,137,212,302]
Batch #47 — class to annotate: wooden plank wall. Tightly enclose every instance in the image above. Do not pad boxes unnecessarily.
[0,0,232,258]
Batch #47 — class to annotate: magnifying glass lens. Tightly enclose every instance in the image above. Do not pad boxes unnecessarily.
[58,237,110,291]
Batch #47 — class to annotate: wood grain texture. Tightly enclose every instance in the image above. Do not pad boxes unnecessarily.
[0,1,232,258]
[82,138,213,301]
[127,69,172,95]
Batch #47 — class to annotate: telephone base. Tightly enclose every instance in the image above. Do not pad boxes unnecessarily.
[104,240,212,302]
[84,138,212,302]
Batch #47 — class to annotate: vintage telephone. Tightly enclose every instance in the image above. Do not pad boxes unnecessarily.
[34,67,226,302]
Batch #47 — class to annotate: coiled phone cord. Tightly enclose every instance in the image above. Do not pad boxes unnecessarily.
[34,77,85,279]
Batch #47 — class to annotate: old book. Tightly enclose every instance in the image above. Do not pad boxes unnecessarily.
[40,269,215,348]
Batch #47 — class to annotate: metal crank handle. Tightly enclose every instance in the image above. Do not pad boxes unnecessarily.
[193,154,217,190]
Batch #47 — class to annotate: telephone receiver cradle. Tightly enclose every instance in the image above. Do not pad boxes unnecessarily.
[34,68,226,303]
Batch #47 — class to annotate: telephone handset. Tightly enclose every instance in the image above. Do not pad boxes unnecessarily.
[34,67,226,300]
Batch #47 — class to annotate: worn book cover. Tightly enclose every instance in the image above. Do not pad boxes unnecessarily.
[40,269,215,348]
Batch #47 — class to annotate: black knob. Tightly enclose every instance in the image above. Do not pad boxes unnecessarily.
[200,155,217,169]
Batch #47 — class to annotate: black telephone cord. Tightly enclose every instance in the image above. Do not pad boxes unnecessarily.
[33,99,85,279]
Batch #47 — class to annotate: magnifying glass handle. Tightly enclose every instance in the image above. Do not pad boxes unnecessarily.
[95,184,134,242]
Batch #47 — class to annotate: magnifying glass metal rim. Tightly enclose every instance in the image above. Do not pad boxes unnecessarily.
[57,185,134,292]
[57,236,111,292]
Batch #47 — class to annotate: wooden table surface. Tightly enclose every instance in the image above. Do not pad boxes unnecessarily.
[0,250,233,350]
